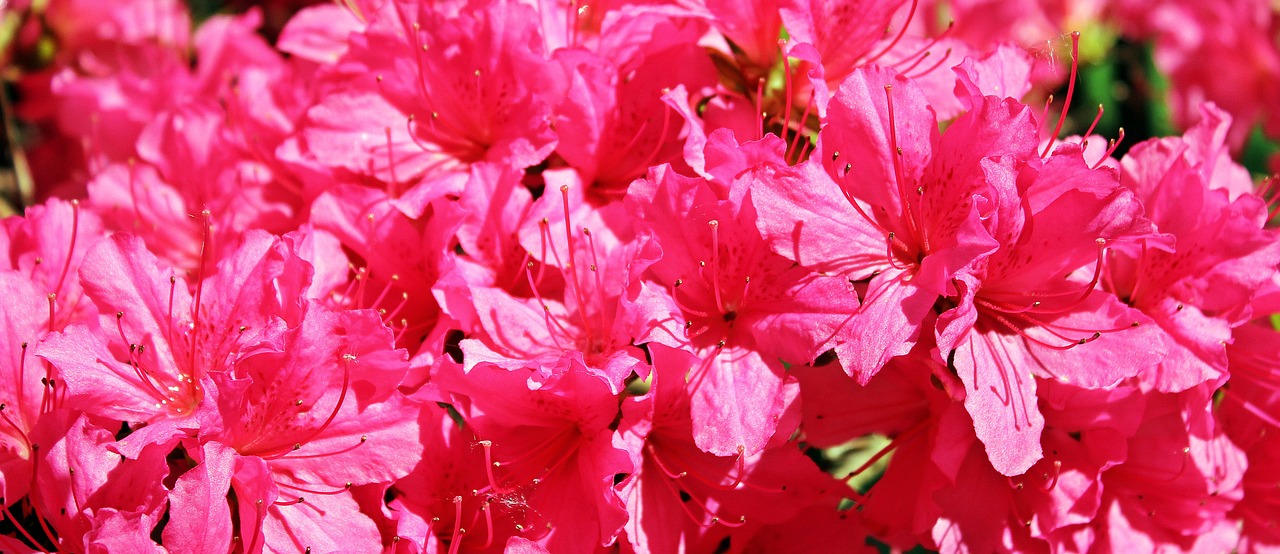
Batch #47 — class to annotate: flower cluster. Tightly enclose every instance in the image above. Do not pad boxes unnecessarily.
[1,0,1279,552]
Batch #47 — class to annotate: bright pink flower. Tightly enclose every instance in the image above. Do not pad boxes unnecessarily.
[0,271,63,506]
[195,306,423,553]
[1125,0,1280,147]
[760,65,1162,476]
[704,0,784,73]
[296,0,559,194]
[1221,324,1280,552]
[386,401,530,553]
[433,353,631,554]
[310,184,460,363]
[276,3,365,66]
[795,353,954,549]
[929,379,1148,552]
[630,135,856,456]
[87,104,301,273]
[1091,387,1247,552]
[940,140,1166,476]
[38,234,207,425]
[619,344,840,552]
[551,14,716,194]
[38,229,343,430]
[1111,108,1280,392]
[1,197,105,328]
[459,176,658,389]
[753,66,1002,383]
[776,0,907,117]
[32,412,170,551]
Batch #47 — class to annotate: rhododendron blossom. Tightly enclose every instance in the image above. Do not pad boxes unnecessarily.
[2,0,1278,552]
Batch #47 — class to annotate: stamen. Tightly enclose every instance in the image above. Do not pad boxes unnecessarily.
[277,481,354,496]
[843,422,926,481]
[0,404,32,451]
[478,440,515,495]
[370,274,401,309]
[478,501,494,550]
[670,280,712,318]
[1041,32,1081,158]
[283,435,368,460]
[0,499,46,549]
[835,166,889,234]
[189,210,213,394]
[1037,94,1055,137]
[1092,128,1125,169]
[15,345,27,417]
[166,275,177,346]
[1038,460,1062,492]
[788,92,816,164]
[282,354,354,455]
[405,115,443,154]
[523,263,571,349]
[582,228,607,335]
[246,499,265,553]
[883,86,925,250]
[780,40,794,144]
[52,199,81,299]
[707,220,727,313]
[895,51,932,76]
[889,20,955,69]
[885,233,905,270]
[1082,104,1105,142]
[905,48,953,80]
[447,496,465,554]
[861,0,920,65]
[636,102,674,172]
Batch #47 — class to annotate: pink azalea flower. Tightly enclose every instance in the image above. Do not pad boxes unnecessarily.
[433,353,631,554]
[295,0,559,194]
[753,66,1002,383]
[630,134,857,456]
[42,0,190,54]
[386,402,530,553]
[794,353,954,550]
[1221,323,1280,552]
[940,139,1166,476]
[459,175,658,389]
[38,234,209,426]
[311,184,460,363]
[619,344,841,552]
[1090,387,1247,552]
[552,16,717,194]
[185,306,422,553]
[761,64,1163,475]
[2,197,105,328]
[30,412,170,551]
[0,270,65,507]
[1111,107,1280,392]
[1124,0,1280,147]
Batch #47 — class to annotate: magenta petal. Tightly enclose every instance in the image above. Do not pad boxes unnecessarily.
[162,441,235,553]
[84,509,164,553]
[952,329,1045,476]
[263,492,383,554]
[822,66,937,215]
[750,159,886,278]
[834,270,935,384]
[688,347,795,457]
[41,326,176,422]
[1021,294,1168,388]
